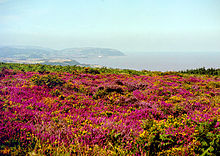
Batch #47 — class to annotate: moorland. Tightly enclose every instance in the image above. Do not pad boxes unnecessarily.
[0,63,219,155]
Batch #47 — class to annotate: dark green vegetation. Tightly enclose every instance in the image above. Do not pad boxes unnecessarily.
[180,67,220,76]
[0,62,219,76]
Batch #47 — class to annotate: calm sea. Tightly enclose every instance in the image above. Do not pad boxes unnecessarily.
[76,52,220,71]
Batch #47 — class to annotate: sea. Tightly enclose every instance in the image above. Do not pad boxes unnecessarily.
[76,52,220,72]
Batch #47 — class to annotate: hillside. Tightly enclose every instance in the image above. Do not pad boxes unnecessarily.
[0,63,219,155]
[0,46,124,67]
[0,46,124,58]
[60,47,125,57]
[0,46,54,58]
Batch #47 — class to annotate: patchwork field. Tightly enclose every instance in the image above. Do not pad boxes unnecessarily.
[0,64,219,155]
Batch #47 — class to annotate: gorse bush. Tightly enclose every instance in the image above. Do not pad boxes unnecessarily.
[31,74,64,88]
[84,67,101,74]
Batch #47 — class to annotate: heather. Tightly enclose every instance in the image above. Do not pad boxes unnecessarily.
[0,63,219,155]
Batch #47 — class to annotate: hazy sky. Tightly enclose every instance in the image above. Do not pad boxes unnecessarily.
[0,0,220,52]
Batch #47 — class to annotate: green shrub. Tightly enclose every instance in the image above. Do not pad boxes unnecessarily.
[84,67,101,74]
[180,67,220,76]
[31,74,64,88]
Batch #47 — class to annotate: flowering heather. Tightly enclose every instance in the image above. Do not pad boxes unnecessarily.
[0,66,219,155]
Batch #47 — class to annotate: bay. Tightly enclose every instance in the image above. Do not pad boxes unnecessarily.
[76,52,220,71]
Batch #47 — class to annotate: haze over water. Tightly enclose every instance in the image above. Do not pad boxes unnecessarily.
[77,52,220,71]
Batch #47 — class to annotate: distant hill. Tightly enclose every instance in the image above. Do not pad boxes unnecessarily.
[60,47,125,58]
[0,46,125,59]
[0,46,54,59]
[0,46,124,66]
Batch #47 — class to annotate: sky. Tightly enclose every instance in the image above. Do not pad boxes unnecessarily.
[0,0,220,52]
